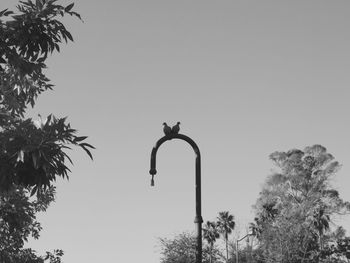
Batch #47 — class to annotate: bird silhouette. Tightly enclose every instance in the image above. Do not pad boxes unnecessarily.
[163,122,172,135]
[171,122,180,134]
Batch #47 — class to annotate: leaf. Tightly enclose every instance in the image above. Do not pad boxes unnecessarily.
[70,11,82,21]
[63,151,73,165]
[30,186,38,196]
[61,32,67,43]
[74,136,88,142]
[0,9,8,17]
[65,3,74,12]
[0,9,13,17]
[41,114,52,130]
[37,56,46,63]
[4,10,14,16]
[65,31,73,42]
[79,142,95,149]
[54,43,60,52]
[81,145,93,160]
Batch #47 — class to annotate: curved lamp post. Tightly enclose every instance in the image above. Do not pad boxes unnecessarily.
[149,126,203,263]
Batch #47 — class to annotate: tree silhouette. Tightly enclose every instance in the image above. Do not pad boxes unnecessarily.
[217,211,235,263]
[203,221,220,263]
[253,145,350,262]
[0,1,93,262]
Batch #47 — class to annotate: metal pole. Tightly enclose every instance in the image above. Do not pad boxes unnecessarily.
[236,233,252,263]
[149,132,203,263]
[194,153,202,263]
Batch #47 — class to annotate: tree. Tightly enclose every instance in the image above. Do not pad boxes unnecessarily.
[0,0,92,192]
[0,0,93,261]
[228,243,262,263]
[253,145,350,262]
[0,185,62,262]
[216,211,235,263]
[159,232,222,263]
[313,206,330,251]
[203,221,220,263]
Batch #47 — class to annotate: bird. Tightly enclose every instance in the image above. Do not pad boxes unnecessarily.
[171,122,180,134]
[163,122,172,135]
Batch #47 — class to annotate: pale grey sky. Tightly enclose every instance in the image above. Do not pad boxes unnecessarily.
[2,0,350,262]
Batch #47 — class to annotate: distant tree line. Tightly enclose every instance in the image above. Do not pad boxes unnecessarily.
[159,211,236,263]
[159,145,350,263]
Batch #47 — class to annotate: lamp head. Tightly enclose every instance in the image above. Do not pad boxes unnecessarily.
[149,169,157,186]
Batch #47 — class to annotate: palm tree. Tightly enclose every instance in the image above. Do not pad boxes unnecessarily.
[313,207,330,251]
[203,221,220,263]
[216,211,235,263]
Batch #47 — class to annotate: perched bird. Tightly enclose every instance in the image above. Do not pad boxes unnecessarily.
[163,122,172,135]
[171,122,180,134]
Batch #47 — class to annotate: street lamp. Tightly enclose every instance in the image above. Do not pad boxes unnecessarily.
[149,125,203,263]
[236,233,253,263]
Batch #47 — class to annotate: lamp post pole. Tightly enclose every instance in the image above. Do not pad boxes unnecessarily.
[149,129,203,263]
[236,233,252,263]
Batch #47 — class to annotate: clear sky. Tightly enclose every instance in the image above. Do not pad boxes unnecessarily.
[2,0,350,262]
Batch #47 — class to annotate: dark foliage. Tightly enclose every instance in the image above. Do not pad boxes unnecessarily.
[0,1,92,262]
[0,0,94,194]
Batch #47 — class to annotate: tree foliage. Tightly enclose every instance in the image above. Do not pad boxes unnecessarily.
[159,211,238,263]
[159,232,222,263]
[252,145,350,263]
[0,186,59,262]
[203,221,220,263]
[0,0,93,193]
[217,211,235,263]
[0,0,93,262]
